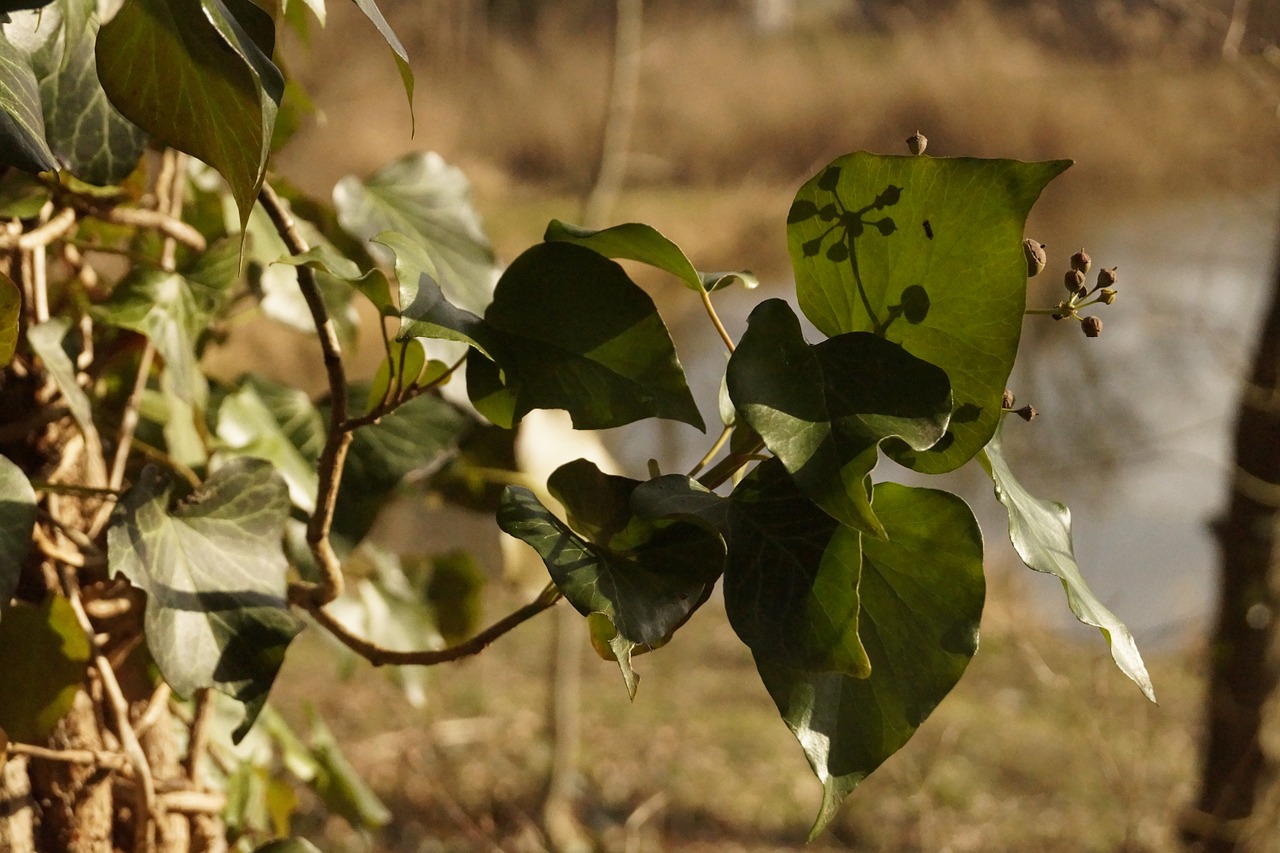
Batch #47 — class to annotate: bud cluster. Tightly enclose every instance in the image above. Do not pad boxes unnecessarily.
[1024,241,1118,337]
[1001,388,1037,422]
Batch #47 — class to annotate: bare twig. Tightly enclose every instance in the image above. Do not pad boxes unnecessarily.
[299,583,562,667]
[258,181,351,606]
[0,205,77,252]
[183,689,214,784]
[95,206,206,253]
[4,741,132,773]
[90,341,155,538]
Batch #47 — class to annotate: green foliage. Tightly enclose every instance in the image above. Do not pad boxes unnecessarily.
[0,3,1154,846]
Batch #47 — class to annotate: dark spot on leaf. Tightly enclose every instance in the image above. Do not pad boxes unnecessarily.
[826,242,849,263]
[874,217,897,236]
[923,220,933,239]
[900,285,930,324]
[818,167,841,191]
[873,185,902,208]
[819,203,838,221]
[787,199,819,223]
[802,238,823,257]
[931,432,956,453]
[951,403,982,423]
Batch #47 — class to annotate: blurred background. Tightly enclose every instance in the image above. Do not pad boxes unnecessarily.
[260,1,1280,849]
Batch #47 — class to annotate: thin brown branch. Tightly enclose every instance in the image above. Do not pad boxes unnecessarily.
[90,340,155,538]
[297,583,562,667]
[92,206,207,252]
[0,205,77,252]
[4,741,132,773]
[258,181,351,606]
[183,689,213,784]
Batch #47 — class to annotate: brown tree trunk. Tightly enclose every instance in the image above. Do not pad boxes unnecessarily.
[1183,211,1280,850]
[28,689,114,853]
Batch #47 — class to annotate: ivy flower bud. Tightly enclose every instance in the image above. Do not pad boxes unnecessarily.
[1015,404,1038,421]
[907,131,927,156]
[1024,239,1047,277]
[1097,267,1118,288]
[1002,388,1015,409]
[1098,288,1117,305]
[1065,268,1085,293]
[1081,316,1103,337]
[1070,248,1091,274]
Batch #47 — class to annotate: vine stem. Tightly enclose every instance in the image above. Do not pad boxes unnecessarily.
[257,181,350,606]
[298,583,562,667]
[699,284,735,353]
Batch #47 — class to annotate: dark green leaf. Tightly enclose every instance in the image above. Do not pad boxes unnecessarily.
[425,550,485,645]
[498,472,722,696]
[0,29,55,173]
[0,454,36,612]
[466,242,704,431]
[980,420,1155,701]
[107,459,304,739]
[24,0,147,185]
[333,152,497,317]
[788,153,1070,472]
[724,457,868,677]
[0,596,91,741]
[347,0,413,128]
[727,299,951,537]
[544,219,757,294]
[0,271,18,365]
[756,482,984,838]
[96,0,280,228]
[334,389,470,545]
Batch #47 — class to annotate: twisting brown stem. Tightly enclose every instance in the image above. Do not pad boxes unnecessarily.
[299,583,562,667]
[257,181,351,605]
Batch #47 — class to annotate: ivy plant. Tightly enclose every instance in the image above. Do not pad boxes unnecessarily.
[0,0,1151,848]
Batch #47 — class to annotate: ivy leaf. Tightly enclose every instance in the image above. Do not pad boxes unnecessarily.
[0,28,56,173]
[727,299,951,538]
[22,0,147,185]
[96,0,282,229]
[373,229,493,355]
[95,267,214,408]
[980,420,1156,702]
[466,242,704,431]
[215,378,323,514]
[0,454,36,614]
[755,481,984,839]
[306,709,392,829]
[27,318,93,437]
[724,457,868,678]
[107,459,304,740]
[347,0,413,129]
[333,152,498,317]
[274,242,396,319]
[789,153,1070,473]
[0,271,18,366]
[0,596,91,741]
[544,219,757,293]
[498,469,723,697]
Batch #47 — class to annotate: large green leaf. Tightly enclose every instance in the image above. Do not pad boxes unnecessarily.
[498,466,724,696]
[0,596,91,741]
[788,153,1069,473]
[0,28,56,173]
[274,241,396,319]
[0,271,18,366]
[544,220,758,293]
[980,420,1156,701]
[0,454,36,613]
[107,458,304,739]
[755,481,984,838]
[374,229,492,355]
[333,152,498,317]
[96,0,281,227]
[465,242,704,431]
[724,457,868,678]
[95,267,218,408]
[727,299,951,537]
[20,0,147,184]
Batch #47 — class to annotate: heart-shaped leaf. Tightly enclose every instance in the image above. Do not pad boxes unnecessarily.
[724,457,868,677]
[980,419,1156,702]
[0,28,56,173]
[96,0,281,228]
[466,242,704,431]
[727,298,951,537]
[755,481,984,838]
[789,153,1069,473]
[107,458,303,739]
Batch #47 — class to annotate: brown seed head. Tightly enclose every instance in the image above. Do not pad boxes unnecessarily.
[1070,248,1092,274]
[907,131,927,156]
[1097,267,1118,288]
[1015,405,1038,422]
[1024,239,1047,277]
[1002,388,1015,409]
[1082,315,1103,337]
[1065,268,1085,293]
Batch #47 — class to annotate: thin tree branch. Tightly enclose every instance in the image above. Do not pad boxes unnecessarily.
[95,206,206,253]
[4,742,132,773]
[298,583,562,667]
[0,205,77,252]
[258,181,351,606]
